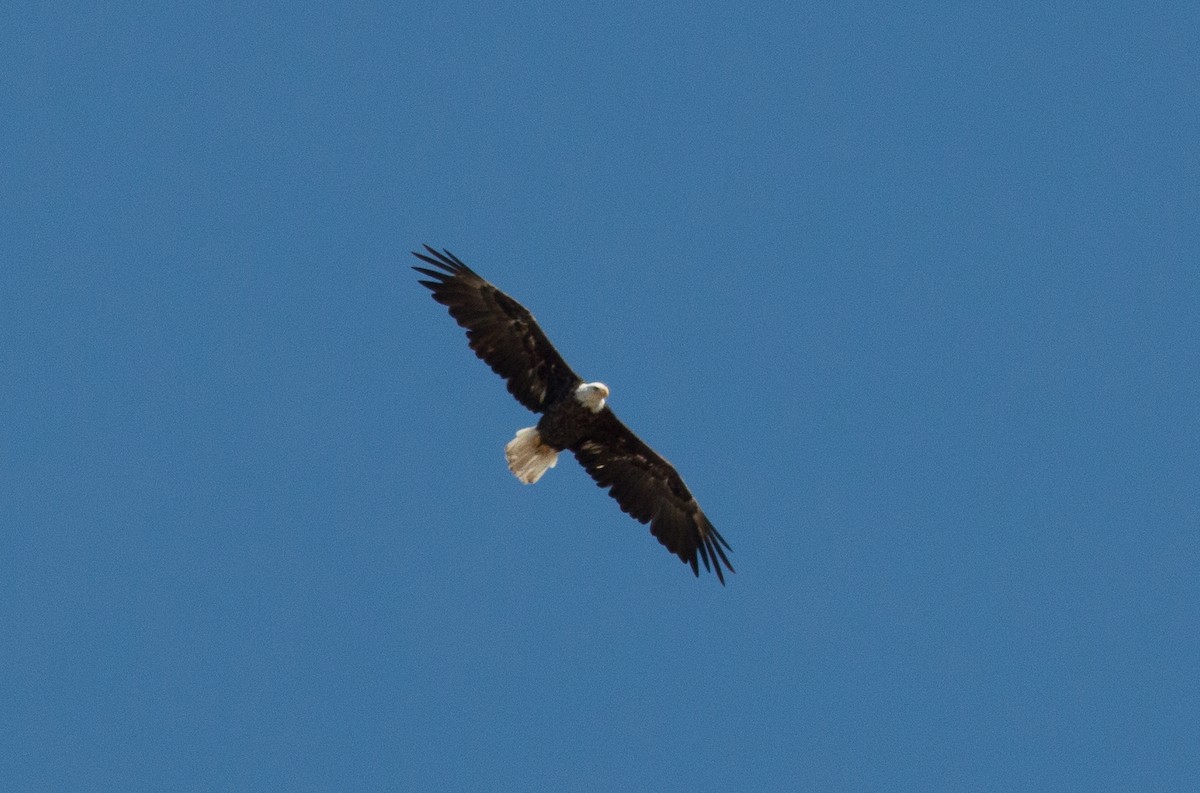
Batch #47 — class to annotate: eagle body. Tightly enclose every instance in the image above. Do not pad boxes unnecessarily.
[537,388,601,450]
[413,246,733,583]
[502,384,607,486]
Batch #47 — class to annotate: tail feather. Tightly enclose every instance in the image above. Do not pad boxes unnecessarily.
[505,427,558,484]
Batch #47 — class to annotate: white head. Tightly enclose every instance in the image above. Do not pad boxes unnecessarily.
[574,381,610,413]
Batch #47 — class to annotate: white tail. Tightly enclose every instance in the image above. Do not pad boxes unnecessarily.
[504,427,558,484]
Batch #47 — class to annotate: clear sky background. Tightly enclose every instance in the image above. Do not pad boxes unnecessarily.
[3,2,1197,791]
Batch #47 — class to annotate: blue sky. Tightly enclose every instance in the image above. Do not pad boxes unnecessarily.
[3,2,1197,790]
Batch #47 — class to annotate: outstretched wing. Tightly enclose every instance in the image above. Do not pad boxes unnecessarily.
[413,246,581,413]
[571,409,734,584]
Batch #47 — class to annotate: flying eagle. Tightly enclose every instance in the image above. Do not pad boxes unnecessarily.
[413,246,734,583]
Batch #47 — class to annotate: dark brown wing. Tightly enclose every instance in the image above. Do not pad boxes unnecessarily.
[570,409,734,584]
[413,246,581,413]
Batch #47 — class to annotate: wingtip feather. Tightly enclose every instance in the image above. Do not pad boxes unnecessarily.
[413,244,470,275]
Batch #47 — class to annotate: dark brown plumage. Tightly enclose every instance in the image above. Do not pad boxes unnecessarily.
[413,245,733,583]
[412,248,580,412]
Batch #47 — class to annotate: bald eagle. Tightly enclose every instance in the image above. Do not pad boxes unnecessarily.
[413,246,734,583]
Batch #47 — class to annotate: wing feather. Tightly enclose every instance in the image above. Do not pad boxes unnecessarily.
[571,410,734,583]
[412,246,581,412]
